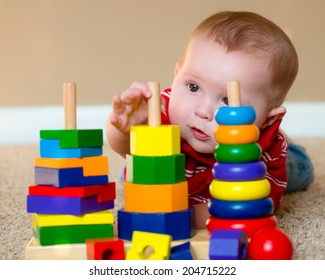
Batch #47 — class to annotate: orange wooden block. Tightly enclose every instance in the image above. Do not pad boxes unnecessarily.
[124,181,188,213]
[34,156,108,176]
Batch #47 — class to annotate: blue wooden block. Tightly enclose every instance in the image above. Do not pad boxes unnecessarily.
[117,207,196,241]
[170,242,193,260]
[40,139,102,158]
[209,229,248,260]
[35,166,108,187]
[208,198,274,219]
[27,195,114,215]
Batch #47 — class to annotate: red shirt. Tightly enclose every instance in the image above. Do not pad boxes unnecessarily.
[161,89,287,210]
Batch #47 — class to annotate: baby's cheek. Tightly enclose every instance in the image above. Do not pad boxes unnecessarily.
[168,104,182,125]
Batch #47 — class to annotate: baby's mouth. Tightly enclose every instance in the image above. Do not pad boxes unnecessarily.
[191,127,210,141]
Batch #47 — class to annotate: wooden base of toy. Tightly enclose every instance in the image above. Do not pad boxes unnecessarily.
[24,229,210,260]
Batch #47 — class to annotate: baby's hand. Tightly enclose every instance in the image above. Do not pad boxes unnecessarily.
[109,81,152,133]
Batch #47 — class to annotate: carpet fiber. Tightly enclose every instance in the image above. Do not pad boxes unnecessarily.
[0,138,324,259]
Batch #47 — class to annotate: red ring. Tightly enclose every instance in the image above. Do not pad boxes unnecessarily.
[206,215,277,238]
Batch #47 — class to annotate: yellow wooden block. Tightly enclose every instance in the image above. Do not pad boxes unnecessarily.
[34,156,108,176]
[124,181,188,213]
[32,210,114,229]
[126,231,172,260]
[130,125,180,156]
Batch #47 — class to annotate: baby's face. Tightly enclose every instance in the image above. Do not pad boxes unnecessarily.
[169,35,272,154]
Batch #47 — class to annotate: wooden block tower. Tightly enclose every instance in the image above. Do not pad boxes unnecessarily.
[207,81,293,260]
[26,83,116,246]
[117,82,196,242]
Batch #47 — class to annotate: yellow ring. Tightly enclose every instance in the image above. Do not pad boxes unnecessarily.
[209,179,270,201]
[214,124,259,144]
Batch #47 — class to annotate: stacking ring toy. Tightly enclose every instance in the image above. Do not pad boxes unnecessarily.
[214,125,259,144]
[215,106,256,125]
[206,215,277,238]
[212,161,266,181]
[208,198,274,219]
[214,143,262,163]
[209,179,271,201]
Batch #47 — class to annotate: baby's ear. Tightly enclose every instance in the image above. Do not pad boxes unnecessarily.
[261,106,287,129]
[174,62,181,78]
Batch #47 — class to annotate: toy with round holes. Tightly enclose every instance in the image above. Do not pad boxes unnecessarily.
[207,81,293,260]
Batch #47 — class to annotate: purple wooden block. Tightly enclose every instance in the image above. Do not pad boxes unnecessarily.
[27,195,114,215]
[209,229,248,260]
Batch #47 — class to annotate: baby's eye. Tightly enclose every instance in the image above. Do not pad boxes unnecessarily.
[221,97,229,106]
[187,83,201,93]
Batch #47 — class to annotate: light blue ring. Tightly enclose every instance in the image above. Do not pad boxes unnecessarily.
[215,106,256,125]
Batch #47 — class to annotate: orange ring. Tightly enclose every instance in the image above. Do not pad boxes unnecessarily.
[214,125,259,144]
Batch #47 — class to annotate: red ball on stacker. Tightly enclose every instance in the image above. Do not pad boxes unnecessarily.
[248,228,293,260]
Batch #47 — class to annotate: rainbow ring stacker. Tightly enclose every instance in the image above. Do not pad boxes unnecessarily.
[214,124,259,144]
[208,198,274,219]
[212,161,266,181]
[215,106,256,125]
[206,215,278,238]
[214,143,262,163]
[209,178,271,201]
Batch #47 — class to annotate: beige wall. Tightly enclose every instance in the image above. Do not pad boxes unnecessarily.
[1,0,324,106]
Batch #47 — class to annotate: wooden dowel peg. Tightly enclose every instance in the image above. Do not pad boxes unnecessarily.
[63,82,77,129]
[147,81,161,127]
[227,81,241,107]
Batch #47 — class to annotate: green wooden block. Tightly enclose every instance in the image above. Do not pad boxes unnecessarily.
[40,129,103,148]
[126,154,185,184]
[33,223,114,246]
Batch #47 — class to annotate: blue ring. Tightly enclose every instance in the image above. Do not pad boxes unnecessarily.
[208,198,274,219]
[215,106,256,125]
[212,162,266,181]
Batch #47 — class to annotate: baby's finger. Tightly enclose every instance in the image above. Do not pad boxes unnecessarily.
[112,95,126,114]
[130,81,152,99]
[130,81,151,98]
[120,88,145,105]
[110,114,122,128]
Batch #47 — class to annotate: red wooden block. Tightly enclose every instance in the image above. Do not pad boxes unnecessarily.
[86,237,125,260]
[28,183,116,203]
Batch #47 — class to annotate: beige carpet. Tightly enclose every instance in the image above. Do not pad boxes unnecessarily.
[0,138,324,260]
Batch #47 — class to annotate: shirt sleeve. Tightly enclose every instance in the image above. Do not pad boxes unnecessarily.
[258,121,288,210]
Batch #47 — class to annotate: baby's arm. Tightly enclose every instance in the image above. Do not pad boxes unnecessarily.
[106,81,152,158]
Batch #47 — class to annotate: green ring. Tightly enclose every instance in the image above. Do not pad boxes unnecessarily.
[214,143,262,163]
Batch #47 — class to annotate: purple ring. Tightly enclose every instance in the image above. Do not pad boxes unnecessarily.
[212,161,266,181]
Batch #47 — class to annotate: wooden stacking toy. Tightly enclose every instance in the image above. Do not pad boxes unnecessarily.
[207,81,293,260]
[117,82,196,260]
[26,83,116,247]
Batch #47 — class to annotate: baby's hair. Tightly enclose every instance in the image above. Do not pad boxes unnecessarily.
[183,11,298,108]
